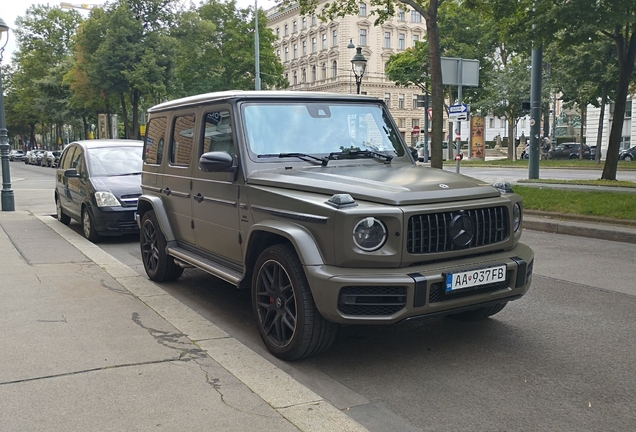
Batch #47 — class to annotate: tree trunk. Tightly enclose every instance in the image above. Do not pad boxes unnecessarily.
[29,123,36,150]
[507,117,515,160]
[132,89,139,140]
[579,107,586,159]
[602,29,636,180]
[83,116,89,140]
[120,92,130,139]
[424,1,444,169]
[595,84,607,164]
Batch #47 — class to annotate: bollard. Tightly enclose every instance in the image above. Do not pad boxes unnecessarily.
[455,153,462,173]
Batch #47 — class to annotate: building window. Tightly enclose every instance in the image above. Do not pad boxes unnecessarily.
[312,14,317,26]
[322,63,327,79]
[285,47,289,61]
[359,28,367,46]
[411,10,421,23]
[333,30,338,46]
[302,68,307,83]
[293,44,298,58]
[276,49,280,58]
[312,65,317,81]
[332,60,338,78]
[412,95,418,109]
[413,34,419,45]
[284,24,288,36]
[293,21,297,33]
[489,118,495,128]
[384,93,391,106]
[322,34,327,49]
[360,3,367,16]
[521,118,526,128]
[302,40,307,55]
[398,10,405,21]
[412,118,420,127]
[302,17,307,29]
[285,72,288,81]
[626,100,632,118]
[398,118,405,128]
[312,37,317,52]
[293,71,298,85]
[398,33,405,50]
[276,28,280,38]
[500,119,505,128]
[398,93,405,109]
[384,32,391,48]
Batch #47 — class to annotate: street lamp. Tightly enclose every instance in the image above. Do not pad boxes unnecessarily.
[347,39,355,93]
[351,46,367,95]
[0,17,15,212]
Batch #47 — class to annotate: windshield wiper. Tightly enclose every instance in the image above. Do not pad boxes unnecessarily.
[326,150,393,164]
[258,153,326,165]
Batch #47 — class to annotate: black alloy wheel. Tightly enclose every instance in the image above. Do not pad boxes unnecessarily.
[140,210,183,282]
[252,244,337,360]
[82,207,101,243]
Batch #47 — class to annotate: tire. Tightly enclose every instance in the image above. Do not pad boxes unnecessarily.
[448,302,508,321]
[55,196,71,225]
[140,210,183,282]
[252,244,337,360]
[82,207,101,243]
[625,155,633,162]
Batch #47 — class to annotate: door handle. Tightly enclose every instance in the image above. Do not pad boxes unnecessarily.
[162,188,171,196]
[194,193,204,203]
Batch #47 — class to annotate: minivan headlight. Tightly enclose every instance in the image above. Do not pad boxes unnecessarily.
[95,192,121,207]
[353,217,387,251]
[513,203,521,232]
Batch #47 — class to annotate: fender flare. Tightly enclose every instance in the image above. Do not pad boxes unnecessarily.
[137,195,176,242]
[245,220,325,266]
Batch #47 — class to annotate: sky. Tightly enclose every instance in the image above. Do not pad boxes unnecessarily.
[0,0,277,63]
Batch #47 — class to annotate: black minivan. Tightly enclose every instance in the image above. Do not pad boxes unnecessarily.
[54,140,143,242]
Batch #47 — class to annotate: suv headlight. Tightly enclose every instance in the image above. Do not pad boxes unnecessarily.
[513,203,521,232]
[353,217,387,252]
[95,191,121,207]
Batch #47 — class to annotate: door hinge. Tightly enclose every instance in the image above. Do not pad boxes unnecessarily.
[191,220,195,229]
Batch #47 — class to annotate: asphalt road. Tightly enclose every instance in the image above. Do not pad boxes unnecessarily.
[8,161,636,431]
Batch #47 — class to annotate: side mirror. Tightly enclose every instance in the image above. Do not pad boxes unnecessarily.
[199,151,235,173]
[64,168,80,178]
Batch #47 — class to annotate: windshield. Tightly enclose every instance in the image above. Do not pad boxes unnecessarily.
[87,146,143,176]
[242,102,406,160]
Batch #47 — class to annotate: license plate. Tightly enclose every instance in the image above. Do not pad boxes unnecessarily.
[446,265,507,292]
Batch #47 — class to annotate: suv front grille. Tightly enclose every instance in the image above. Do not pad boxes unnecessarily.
[338,286,407,316]
[407,206,509,254]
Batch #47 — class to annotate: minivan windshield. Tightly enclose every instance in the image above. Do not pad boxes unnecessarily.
[242,102,406,160]
[87,146,143,176]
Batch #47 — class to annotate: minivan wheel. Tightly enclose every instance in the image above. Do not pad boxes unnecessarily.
[448,302,508,321]
[140,210,183,282]
[252,244,337,360]
[56,197,71,225]
[82,207,101,243]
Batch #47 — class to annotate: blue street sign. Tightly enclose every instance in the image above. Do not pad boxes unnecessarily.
[449,103,469,114]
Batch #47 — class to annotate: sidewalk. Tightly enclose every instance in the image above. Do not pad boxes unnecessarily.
[0,210,367,432]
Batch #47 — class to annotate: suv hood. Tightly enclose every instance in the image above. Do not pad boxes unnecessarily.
[247,164,501,205]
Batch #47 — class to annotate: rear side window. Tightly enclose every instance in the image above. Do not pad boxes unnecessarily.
[144,116,167,165]
[171,114,196,166]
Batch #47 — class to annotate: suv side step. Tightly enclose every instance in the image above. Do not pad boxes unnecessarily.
[167,246,242,286]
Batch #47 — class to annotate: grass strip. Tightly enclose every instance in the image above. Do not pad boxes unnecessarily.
[514,185,636,220]
[518,179,636,188]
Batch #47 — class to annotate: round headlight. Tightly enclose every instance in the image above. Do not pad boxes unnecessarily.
[513,203,521,232]
[353,217,387,252]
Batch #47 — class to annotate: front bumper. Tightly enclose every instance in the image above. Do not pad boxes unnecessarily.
[305,242,534,324]
[91,206,139,236]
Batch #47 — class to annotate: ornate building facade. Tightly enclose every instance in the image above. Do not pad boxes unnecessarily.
[266,2,430,146]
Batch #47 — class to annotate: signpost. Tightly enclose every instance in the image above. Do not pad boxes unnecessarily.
[442,57,480,171]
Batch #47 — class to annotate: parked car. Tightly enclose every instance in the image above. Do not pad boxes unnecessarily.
[40,151,54,167]
[619,146,636,161]
[35,150,45,166]
[54,140,143,242]
[9,150,25,162]
[52,151,61,167]
[136,91,534,360]
[547,142,594,160]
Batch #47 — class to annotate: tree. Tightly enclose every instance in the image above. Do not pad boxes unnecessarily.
[172,0,286,96]
[539,0,636,180]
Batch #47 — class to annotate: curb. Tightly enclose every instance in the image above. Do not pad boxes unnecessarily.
[35,214,368,432]
[524,215,636,245]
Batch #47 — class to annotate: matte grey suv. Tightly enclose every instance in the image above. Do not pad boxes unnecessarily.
[138,91,534,360]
